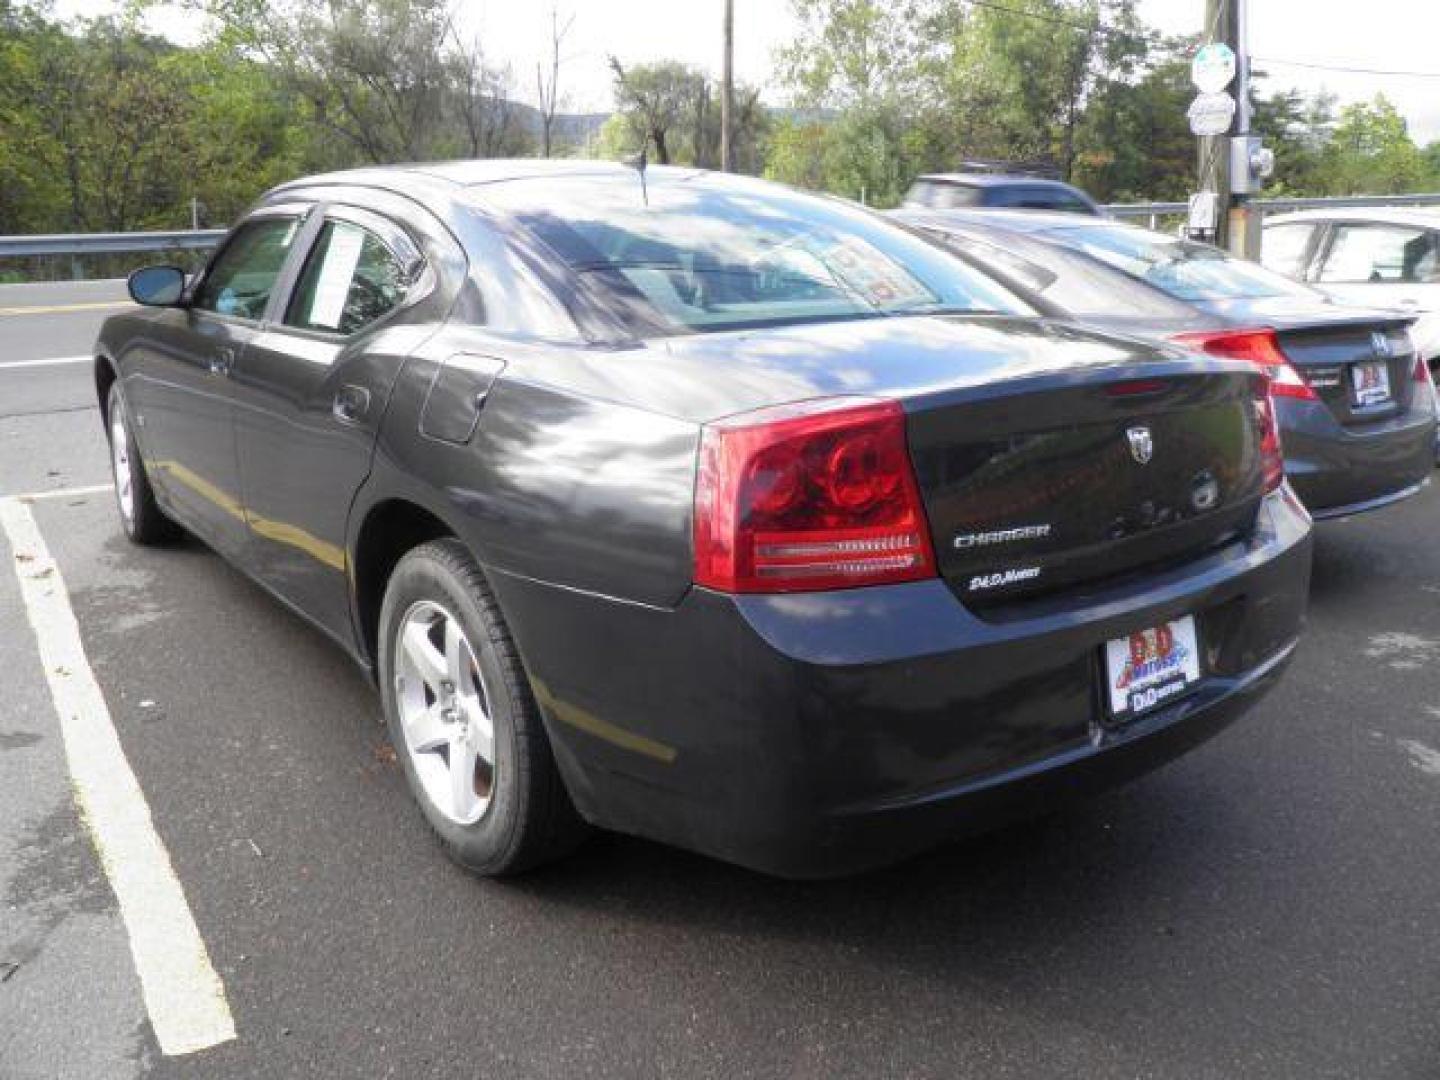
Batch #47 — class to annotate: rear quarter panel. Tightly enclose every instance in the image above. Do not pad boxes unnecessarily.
[368,330,699,610]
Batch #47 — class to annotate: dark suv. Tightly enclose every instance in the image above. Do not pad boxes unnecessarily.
[904,173,1102,214]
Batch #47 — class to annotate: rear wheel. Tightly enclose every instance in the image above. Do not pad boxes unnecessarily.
[106,381,180,544]
[378,539,587,875]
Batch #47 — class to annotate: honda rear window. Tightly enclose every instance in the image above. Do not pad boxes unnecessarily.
[1049,224,1316,302]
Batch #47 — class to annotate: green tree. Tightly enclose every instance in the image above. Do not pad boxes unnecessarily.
[1316,96,1428,195]
[607,58,703,164]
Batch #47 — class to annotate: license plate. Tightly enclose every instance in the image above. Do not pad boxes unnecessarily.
[1351,360,1391,407]
[1103,616,1202,720]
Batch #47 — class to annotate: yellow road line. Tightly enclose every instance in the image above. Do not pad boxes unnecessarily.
[0,300,132,316]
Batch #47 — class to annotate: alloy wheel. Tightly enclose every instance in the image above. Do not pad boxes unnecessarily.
[393,600,496,825]
[109,400,135,525]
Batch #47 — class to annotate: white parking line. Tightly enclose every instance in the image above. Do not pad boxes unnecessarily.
[18,483,115,502]
[0,355,91,371]
[0,496,236,1056]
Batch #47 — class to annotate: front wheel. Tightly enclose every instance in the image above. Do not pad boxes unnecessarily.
[106,381,180,545]
[377,539,587,875]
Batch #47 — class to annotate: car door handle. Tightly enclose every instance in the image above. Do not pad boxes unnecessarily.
[333,385,371,424]
[209,347,235,376]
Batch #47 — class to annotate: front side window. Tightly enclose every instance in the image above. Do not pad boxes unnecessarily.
[285,220,410,335]
[193,216,302,320]
[1316,223,1439,285]
[480,174,1031,335]
[1260,222,1317,279]
[1050,222,1317,302]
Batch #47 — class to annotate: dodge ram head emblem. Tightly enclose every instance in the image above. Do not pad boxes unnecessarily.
[1126,425,1154,465]
[1371,331,1392,358]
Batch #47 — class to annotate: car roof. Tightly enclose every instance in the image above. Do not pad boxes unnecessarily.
[268,159,716,203]
[1266,206,1440,229]
[915,173,1079,190]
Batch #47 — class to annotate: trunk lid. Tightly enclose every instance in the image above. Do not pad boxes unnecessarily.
[1276,322,1417,426]
[906,363,1267,609]
[1189,297,1418,428]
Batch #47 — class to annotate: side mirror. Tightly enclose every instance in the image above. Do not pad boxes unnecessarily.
[127,265,187,307]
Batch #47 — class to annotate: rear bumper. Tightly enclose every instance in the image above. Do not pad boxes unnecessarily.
[1309,478,1429,521]
[1279,395,1436,515]
[490,487,1313,878]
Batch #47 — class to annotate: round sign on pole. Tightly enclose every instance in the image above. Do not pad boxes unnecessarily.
[1191,42,1237,94]
[1187,92,1237,137]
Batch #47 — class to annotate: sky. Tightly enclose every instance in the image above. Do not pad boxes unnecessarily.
[56,0,1440,143]
[463,0,1440,144]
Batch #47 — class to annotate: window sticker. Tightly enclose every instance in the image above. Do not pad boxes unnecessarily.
[308,223,366,330]
[822,237,938,309]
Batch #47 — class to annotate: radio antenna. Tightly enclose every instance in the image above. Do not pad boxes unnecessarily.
[625,146,649,206]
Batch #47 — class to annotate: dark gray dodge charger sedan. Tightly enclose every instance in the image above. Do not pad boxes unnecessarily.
[898,208,1438,519]
[97,162,1312,878]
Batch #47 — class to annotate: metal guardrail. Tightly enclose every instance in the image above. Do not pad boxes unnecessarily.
[1103,193,1440,229]
[0,229,226,258]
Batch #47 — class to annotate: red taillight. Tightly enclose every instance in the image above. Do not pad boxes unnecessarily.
[1414,352,1432,385]
[1254,378,1285,494]
[693,398,936,593]
[1171,328,1317,401]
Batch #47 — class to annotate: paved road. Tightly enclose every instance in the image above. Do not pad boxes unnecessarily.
[2,283,1439,1078]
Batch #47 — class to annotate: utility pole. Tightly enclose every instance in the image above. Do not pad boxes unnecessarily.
[720,0,734,172]
[1228,0,1263,259]
[1195,0,1237,249]
[1193,0,1268,256]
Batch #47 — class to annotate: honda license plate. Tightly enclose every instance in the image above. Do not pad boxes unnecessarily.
[1351,360,1391,407]
[1103,616,1202,720]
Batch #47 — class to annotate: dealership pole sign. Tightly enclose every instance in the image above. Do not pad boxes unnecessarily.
[1187,92,1237,136]
[1187,41,1238,137]
[1190,42,1237,94]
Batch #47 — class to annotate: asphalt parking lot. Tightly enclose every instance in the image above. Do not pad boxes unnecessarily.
[2,282,1439,1079]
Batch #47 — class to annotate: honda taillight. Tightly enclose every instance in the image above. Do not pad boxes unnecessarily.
[693,398,936,593]
[1172,328,1317,401]
[1254,379,1285,494]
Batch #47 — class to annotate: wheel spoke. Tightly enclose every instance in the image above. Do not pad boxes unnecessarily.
[449,734,481,821]
[402,619,447,693]
[444,617,465,688]
[462,694,494,763]
[406,703,450,754]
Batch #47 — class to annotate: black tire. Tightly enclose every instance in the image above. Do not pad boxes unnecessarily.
[378,539,588,875]
[106,381,181,545]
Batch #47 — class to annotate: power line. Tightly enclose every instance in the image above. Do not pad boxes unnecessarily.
[1254,56,1440,80]
[955,0,1175,50]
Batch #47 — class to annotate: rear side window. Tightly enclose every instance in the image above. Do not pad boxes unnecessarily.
[285,220,410,335]
[933,184,983,209]
[1260,222,1317,279]
[905,181,940,207]
[193,216,302,320]
[1316,223,1440,284]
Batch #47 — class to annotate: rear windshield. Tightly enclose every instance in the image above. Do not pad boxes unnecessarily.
[479,173,1032,335]
[932,229,1196,319]
[1047,223,1316,301]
